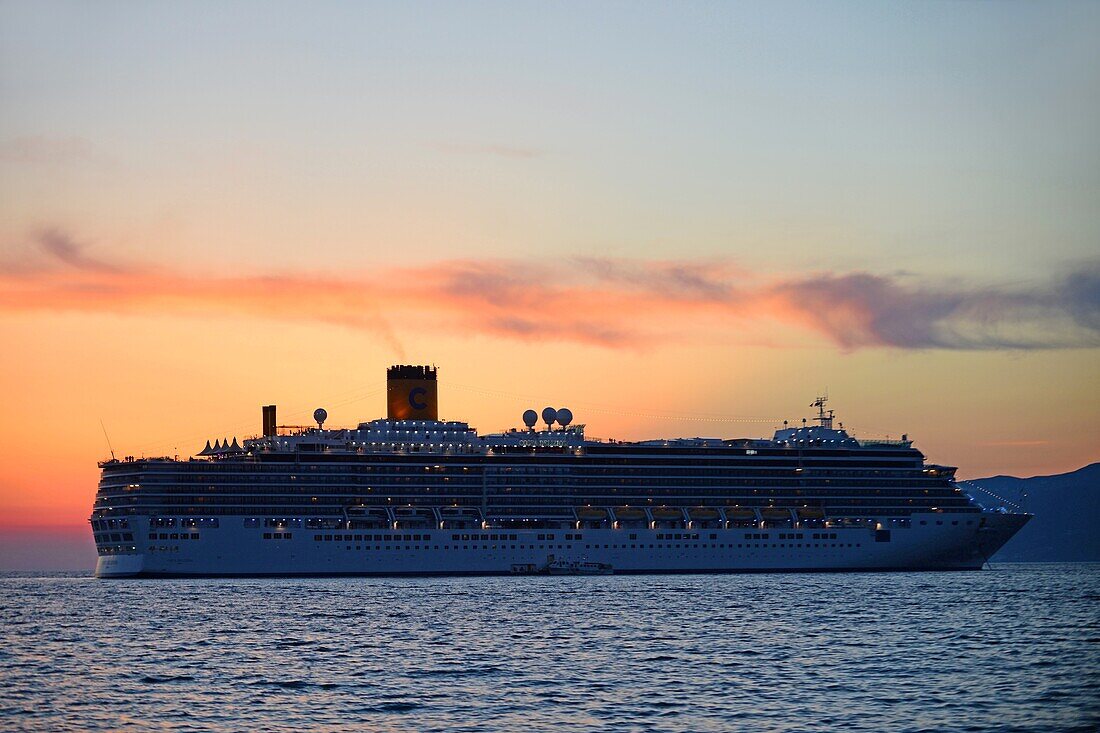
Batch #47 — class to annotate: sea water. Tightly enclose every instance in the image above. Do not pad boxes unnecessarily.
[1,564,1097,732]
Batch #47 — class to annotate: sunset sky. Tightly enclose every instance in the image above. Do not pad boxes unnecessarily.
[1,1,1097,568]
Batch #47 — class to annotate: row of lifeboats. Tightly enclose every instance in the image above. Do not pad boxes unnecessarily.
[340,503,829,530]
[345,504,486,529]
[575,505,826,524]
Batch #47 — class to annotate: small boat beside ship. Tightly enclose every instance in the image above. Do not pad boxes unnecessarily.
[547,559,613,576]
[510,557,614,576]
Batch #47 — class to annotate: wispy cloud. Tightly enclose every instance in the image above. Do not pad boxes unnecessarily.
[35,229,120,273]
[2,229,1098,353]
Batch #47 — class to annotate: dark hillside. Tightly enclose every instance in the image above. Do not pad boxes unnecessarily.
[963,463,1100,562]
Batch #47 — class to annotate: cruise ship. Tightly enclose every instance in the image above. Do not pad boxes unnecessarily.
[91,365,1029,578]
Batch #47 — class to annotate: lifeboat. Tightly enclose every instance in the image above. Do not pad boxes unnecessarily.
[439,506,484,529]
[725,507,757,521]
[613,507,647,521]
[761,507,793,521]
[688,507,721,520]
[576,507,608,521]
[650,507,683,521]
[393,506,431,517]
[347,505,390,519]
[393,506,435,528]
[797,506,825,520]
[345,505,392,529]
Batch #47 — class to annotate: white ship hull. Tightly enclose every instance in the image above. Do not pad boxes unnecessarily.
[95,511,1027,578]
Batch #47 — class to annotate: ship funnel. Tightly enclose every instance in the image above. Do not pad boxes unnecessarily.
[387,364,439,421]
[262,405,277,437]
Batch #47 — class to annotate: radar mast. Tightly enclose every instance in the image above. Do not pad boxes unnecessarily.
[810,394,835,429]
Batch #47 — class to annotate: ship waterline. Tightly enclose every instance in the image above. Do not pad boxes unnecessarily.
[90,365,1029,578]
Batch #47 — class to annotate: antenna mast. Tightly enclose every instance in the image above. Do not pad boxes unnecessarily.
[810,394,834,429]
[99,418,116,460]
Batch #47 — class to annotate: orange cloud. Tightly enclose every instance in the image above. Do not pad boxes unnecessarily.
[2,229,1098,352]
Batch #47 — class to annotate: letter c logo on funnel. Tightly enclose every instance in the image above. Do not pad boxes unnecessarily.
[409,387,427,411]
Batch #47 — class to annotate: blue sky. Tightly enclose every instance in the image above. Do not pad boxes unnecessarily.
[3,1,1097,273]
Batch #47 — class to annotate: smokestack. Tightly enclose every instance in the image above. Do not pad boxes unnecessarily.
[262,405,277,437]
[387,365,438,421]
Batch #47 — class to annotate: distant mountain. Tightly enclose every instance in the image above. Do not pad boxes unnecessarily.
[961,463,1100,562]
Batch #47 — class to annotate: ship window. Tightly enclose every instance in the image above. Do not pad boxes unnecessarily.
[263,533,271,539]
[314,534,322,541]
[537,534,545,541]
[452,534,460,540]
[285,533,292,539]
[148,534,156,541]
